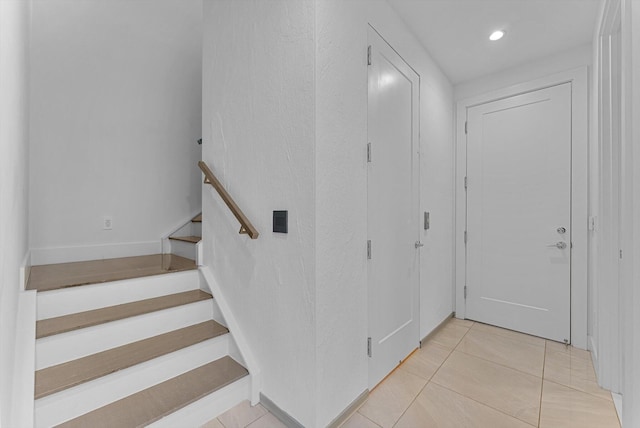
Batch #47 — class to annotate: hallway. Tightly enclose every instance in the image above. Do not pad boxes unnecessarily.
[205,317,620,428]
[348,318,620,427]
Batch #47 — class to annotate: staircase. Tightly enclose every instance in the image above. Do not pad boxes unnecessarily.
[31,255,251,427]
[167,214,202,262]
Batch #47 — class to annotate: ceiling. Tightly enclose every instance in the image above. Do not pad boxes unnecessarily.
[387,0,601,85]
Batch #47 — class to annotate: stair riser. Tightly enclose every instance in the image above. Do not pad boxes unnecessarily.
[173,221,201,237]
[148,376,250,428]
[168,239,197,261]
[35,336,231,428]
[36,300,219,370]
[36,270,201,320]
[192,222,202,237]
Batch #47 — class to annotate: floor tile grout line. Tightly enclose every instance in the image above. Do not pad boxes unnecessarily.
[543,378,618,403]
[452,348,544,380]
[444,324,543,427]
[537,340,547,427]
[348,319,618,428]
[468,322,547,348]
[246,413,274,428]
[389,368,439,427]
[353,411,382,428]
[436,321,540,427]
[389,323,472,427]
[541,379,621,428]
[428,379,538,428]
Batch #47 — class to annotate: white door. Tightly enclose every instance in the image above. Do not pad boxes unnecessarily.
[367,27,420,388]
[466,83,572,343]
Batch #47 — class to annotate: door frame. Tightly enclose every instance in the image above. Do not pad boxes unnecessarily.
[595,0,623,393]
[367,24,421,388]
[454,67,588,349]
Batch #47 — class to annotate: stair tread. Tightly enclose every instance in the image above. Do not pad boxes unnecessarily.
[56,356,248,428]
[35,320,229,399]
[192,214,202,223]
[36,290,212,339]
[27,254,196,292]
[169,235,201,244]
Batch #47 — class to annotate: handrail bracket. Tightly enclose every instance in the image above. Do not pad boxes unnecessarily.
[198,160,259,240]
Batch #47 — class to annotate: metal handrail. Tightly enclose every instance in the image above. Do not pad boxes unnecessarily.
[198,161,259,239]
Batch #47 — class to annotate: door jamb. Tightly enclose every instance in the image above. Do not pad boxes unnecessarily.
[454,67,589,349]
[367,24,422,388]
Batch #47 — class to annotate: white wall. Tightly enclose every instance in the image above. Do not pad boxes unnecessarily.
[316,2,454,425]
[589,3,604,370]
[454,43,593,100]
[202,1,454,426]
[622,0,640,425]
[0,0,30,426]
[29,0,202,264]
[202,1,317,426]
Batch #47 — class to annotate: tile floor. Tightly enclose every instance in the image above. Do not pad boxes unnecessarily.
[202,318,621,428]
[201,401,286,428]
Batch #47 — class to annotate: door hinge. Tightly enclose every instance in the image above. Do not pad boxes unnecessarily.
[464,176,468,190]
[367,45,372,66]
[367,337,372,357]
[465,121,468,134]
[464,231,467,244]
[367,240,372,260]
[464,285,467,299]
[367,142,372,163]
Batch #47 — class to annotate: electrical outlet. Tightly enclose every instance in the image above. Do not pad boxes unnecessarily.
[103,216,113,230]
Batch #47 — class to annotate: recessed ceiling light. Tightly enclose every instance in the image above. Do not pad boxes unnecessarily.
[489,30,505,41]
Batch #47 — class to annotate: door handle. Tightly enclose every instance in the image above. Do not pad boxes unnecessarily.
[547,242,567,249]
[415,241,424,249]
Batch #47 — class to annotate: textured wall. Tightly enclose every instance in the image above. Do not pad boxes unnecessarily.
[202,1,317,425]
[203,1,454,425]
[29,0,202,264]
[0,0,30,425]
[316,2,454,425]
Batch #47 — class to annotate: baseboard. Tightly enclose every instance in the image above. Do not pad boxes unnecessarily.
[11,290,37,428]
[611,392,622,424]
[421,312,454,347]
[161,209,203,241]
[30,241,161,265]
[20,250,31,290]
[326,390,369,428]
[588,335,598,359]
[200,267,262,404]
[589,335,599,380]
[259,393,304,428]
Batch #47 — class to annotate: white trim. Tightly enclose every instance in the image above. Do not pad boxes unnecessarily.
[612,392,623,424]
[30,240,161,265]
[260,393,304,428]
[455,67,589,349]
[11,290,36,428]
[594,0,624,394]
[200,266,262,405]
[20,250,31,290]
[621,0,640,425]
[161,209,203,256]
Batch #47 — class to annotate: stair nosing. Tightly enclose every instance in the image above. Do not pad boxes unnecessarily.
[169,235,201,244]
[28,254,197,293]
[35,320,229,399]
[36,290,212,339]
[55,356,248,428]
